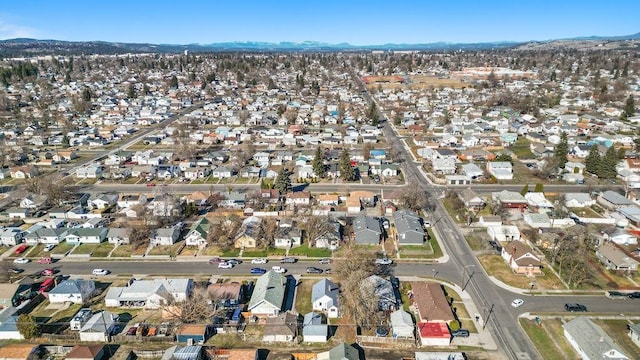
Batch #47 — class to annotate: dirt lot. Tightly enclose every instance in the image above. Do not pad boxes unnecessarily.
[367,75,468,90]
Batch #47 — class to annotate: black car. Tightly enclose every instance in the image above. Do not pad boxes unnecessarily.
[451,329,470,337]
[564,303,587,312]
[628,292,640,299]
[226,259,243,266]
[306,267,323,274]
[8,267,23,274]
[280,257,297,264]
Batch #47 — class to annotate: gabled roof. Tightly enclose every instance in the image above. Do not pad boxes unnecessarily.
[317,342,360,360]
[312,278,339,305]
[49,279,93,295]
[66,345,104,359]
[410,282,454,322]
[563,317,629,360]
[248,270,286,312]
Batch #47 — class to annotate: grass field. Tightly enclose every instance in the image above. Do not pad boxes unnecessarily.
[49,242,75,255]
[294,280,313,315]
[72,243,98,255]
[520,318,578,360]
[91,243,115,257]
[478,255,566,290]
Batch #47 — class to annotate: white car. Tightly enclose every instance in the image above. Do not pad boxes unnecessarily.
[44,244,56,252]
[251,258,268,264]
[92,269,109,276]
[13,257,29,264]
[375,258,393,265]
[511,298,525,308]
[218,262,234,269]
[271,266,286,274]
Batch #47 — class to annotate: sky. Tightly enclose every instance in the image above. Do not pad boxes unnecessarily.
[1,0,639,45]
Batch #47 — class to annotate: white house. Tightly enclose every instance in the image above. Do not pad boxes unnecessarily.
[0,307,23,340]
[312,279,340,319]
[563,317,630,360]
[390,309,415,340]
[151,226,181,246]
[48,279,96,304]
[105,278,193,309]
[0,228,23,246]
[565,193,595,208]
[487,225,521,242]
[487,162,513,180]
[79,311,119,342]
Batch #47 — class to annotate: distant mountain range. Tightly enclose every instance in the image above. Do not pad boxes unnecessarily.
[1,32,639,56]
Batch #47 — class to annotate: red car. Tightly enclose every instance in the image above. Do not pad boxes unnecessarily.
[41,268,54,276]
[146,182,156,187]
[208,257,223,264]
[14,244,28,254]
[37,257,53,264]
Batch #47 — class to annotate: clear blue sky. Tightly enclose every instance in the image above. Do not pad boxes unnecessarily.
[1,0,638,45]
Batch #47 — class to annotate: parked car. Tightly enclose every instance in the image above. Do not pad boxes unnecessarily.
[8,267,23,274]
[126,327,138,336]
[250,267,267,274]
[325,268,332,274]
[452,329,470,337]
[564,303,587,312]
[251,258,268,264]
[318,258,332,264]
[628,292,640,299]
[146,183,156,187]
[306,267,323,274]
[209,257,223,264]
[40,268,54,276]
[13,258,29,264]
[375,258,393,265]
[37,257,53,264]
[607,290,629,299]
[14,244,28,254]
[226,259,242,266]
[218,262,233,269]
[511,299,525,308]
[271,266,286,273]
[44,244,56,252]
[92,269,109,276]
[280,257,297,264]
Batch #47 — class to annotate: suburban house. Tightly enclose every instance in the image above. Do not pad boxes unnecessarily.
[487,225,521,242]
[596,242,639,273]
[316,342,360,360]
[65,228,108,244]
[65,345,105,360]
[207,282,245,307]
[598,190,634,210]
[312,279,340,319]
[48,279,96,304]
[486,161,513,180]
[0,228,23,246]
[302,312,328,343]
[162,345,205,360]
[87,194,118,209]
[353,214,382,245]
[175,325,211,344]
[457,188,486,210]
[628,323,640,349]
[565,193,596,208]
[105,278,193,309]
[106,228,131,245]
[234,216,262,249]
[394,209,425,245]
[0,307,23,340]
[563,317,630,360]
[390,309,415,340]
[262,312,300,342]
[315,219,342,250]
[184,218,210,248]
[247,270,287,316]
[151,226,181,246]
[501,241,543,276]
[362,275,398,311]
[492,190,528,210]
[79,311,119,342]
[410,282,455,323]
[523,213,552,228]
[418,322,451,347]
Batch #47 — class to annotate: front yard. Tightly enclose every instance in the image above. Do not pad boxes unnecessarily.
[72,243,99,255]
[520,318,578,360]
[293,279,313,315]
[91,242,115,257]
[49,242,75,255]
[478,255,566,290]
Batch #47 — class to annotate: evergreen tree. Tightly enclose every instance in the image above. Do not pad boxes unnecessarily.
[599,146,618,179]
[16,314,39,339]
[554,132,569,169]
[585,146,601,175]
[624,95,636,118]
[520,184,529,196]
[169,75,179,89]
[312,146,326,178]
[274,167,292,194]
[367,102,379,126]
[339,149,355,181]
[127,84,136,99]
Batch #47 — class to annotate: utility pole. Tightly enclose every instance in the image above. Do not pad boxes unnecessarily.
[483,304,494,330]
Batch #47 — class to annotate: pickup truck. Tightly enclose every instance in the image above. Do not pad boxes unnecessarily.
[271,266,286,274]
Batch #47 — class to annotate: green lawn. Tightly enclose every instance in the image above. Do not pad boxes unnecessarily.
[510,137,535,159]
[73,243,99,255]
[294,280,314,315]
[49,242,75,255]
[289,244,332,258]
[478,255,566,290]
[519,318,576,360]
[26,244,45,258]
[111,245,136,258]
[91,243,115,257]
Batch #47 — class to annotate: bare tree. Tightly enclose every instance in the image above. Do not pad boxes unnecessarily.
[398,183,429,211]
[161,285,216,324]
[302,216,334,247]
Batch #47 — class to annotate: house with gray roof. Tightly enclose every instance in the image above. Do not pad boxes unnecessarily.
[492,190,527,209]
[105,278,193,309]
[596,242,639,272]
[152,226,181,245]
[65,228,108,244]
[390,309,415,339]
[48,279,95,304]
[317,342,360,360]
[361,275,398,311]
[302,312,328,343]
[564,193,595,208]
[394,209,425,245]
[79,311,118,342]
[262,311,299,342]
[563,316,630,360]
[106,227,131,245]
[312,279,339,318]
[353,214,382,245]
[598,190,634,210]
[0,307,22,340]
[248,270,287,316]
[628,323,640,348]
